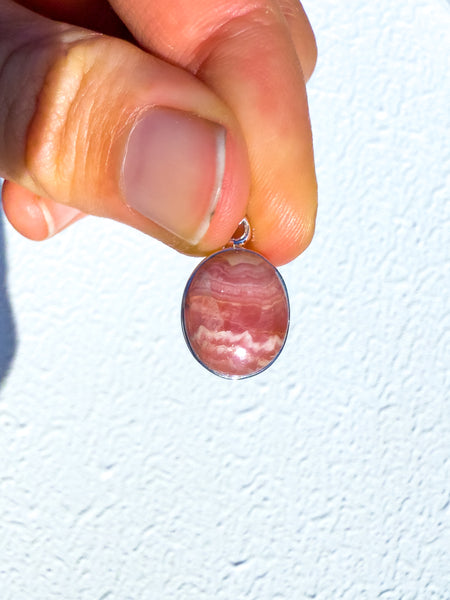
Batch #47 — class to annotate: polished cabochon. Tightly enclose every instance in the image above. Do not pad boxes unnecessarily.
[181,247,290,379]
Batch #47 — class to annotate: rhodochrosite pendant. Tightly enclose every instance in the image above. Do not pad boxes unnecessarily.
[181,220,289,379]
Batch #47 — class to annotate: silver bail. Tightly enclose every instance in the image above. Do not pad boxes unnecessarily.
[230,217,251,248]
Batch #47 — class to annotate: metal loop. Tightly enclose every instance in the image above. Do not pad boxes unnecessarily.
[230,217,251,247]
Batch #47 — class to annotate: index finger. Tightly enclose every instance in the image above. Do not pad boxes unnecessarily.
[110,0,317,265]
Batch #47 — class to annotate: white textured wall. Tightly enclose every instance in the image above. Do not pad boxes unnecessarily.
[1,0,449,598]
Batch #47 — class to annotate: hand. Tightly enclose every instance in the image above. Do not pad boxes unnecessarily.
[0,0,317,265]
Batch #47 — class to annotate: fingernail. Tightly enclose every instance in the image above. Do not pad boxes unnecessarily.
[121,108,226,244]
[36,199,82,239]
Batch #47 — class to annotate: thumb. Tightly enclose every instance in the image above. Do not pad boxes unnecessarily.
[0,1,250,253]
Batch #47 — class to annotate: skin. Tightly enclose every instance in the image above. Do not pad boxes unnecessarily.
[0,0,317,266]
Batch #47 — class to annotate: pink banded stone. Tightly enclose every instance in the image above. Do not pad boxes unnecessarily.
[182,248,289,379]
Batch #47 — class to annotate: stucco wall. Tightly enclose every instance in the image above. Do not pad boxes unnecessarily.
[1,0,449,598]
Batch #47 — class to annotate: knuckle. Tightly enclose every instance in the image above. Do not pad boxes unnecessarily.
[0,34,50,181]
[25,36,98,201]
[0,17,101,200]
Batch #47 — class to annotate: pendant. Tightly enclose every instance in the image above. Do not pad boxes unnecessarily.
[181,218,290,379]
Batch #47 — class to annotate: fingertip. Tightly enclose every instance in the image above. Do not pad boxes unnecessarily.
[2,181,49,240]
[2,181,84,241]
[248,178,318,266]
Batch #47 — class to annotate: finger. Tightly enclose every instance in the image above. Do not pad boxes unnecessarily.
[109,0,317,265]
[2,180,84,241]
[0,0,250,253]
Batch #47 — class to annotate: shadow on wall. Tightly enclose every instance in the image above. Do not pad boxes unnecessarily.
[0,187,17,386]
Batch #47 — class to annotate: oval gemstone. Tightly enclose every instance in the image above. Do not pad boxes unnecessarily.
[181,248,289,379]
